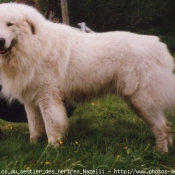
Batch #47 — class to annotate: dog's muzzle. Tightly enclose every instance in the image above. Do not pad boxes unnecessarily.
[0,37,11,54]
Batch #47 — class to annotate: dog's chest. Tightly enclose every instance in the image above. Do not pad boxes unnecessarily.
[1,72,34,102]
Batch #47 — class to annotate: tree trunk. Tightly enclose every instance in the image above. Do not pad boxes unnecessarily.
[60,0,70,25]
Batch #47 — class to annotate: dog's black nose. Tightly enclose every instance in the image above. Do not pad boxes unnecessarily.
[0,38,5,48]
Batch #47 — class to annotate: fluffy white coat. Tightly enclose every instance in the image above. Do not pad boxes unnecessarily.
[0,3,174,152]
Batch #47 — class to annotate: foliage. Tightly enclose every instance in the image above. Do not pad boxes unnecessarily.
[38,0,48,13]
[67,0,175,32]
[2,0,175,31]
[0,95,175,172]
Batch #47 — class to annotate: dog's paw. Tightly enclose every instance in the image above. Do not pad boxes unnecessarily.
[48,138,64,148]
[30,136,40,144]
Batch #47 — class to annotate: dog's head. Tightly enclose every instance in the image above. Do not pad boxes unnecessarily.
[0,3,45,55]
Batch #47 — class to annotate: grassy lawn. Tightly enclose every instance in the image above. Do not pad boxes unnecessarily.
[0,95,175,174]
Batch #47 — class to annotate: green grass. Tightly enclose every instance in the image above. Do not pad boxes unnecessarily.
[0,95,175,174]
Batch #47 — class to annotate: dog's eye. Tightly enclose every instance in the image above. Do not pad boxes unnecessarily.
[7,22,14,27]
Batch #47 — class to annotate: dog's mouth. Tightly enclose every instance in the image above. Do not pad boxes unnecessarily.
[0,44,13,55]
[0,48,10,54]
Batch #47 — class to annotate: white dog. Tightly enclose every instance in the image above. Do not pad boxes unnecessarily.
[0,3,174,152]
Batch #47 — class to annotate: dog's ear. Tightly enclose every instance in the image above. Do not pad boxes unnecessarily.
[26,20,36,34]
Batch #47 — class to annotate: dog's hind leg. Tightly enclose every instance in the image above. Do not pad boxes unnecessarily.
[38,98,69,146]
[128,95,172,153]
[25,103,46,143]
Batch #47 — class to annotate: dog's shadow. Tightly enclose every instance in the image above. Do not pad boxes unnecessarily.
[67,113,155,151]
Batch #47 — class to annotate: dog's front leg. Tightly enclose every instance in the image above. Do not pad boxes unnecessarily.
[25,103,46,143]
[38,98,69,146]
